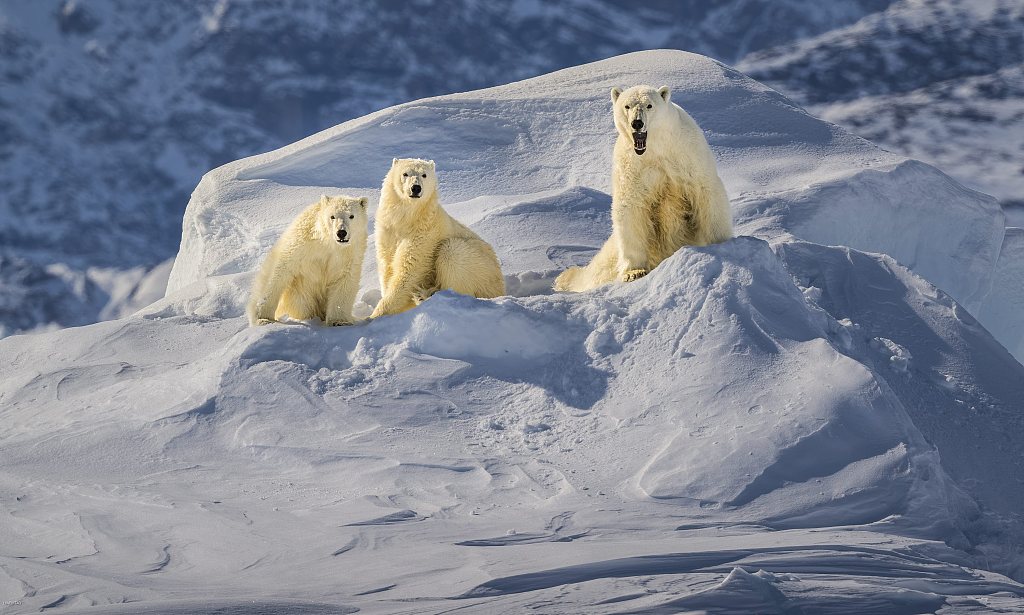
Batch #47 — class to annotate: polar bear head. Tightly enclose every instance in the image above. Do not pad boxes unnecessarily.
[387,158,438,203]
[315,195,368,245]
[610,85,672,156]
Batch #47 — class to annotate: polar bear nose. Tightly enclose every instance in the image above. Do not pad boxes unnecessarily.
[631,119,644,131]
[411,184,422,196]
[337,228,347,239]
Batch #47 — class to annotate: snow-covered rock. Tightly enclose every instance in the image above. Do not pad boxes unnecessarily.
[2,50,1023,612]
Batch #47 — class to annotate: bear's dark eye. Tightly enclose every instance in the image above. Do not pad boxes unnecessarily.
[624,105,630,110]
[348,215,354,220]
[402,173,408,177]
[421,174,427,178]
[646,104,652,109]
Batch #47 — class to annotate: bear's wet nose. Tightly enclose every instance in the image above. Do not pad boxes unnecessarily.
[411,184,422,195]
[631,119,644,130]
[337,229,347,239]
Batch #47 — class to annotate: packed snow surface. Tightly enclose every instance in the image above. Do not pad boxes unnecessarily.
[2,51,1024,613]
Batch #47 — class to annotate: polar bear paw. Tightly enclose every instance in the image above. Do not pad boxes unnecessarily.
[623,268,649,282]
[255,318,274,326]
[412,285,439,305]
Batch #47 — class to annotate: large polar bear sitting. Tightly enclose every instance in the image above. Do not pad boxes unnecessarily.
[371,158,505,318]
[247,194,368,326]
[554,85,733,292]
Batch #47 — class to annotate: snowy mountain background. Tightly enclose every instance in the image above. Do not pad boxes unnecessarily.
[3,0,1021,337]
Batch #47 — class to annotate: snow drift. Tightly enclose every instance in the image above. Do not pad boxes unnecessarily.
[2,51,1023,613]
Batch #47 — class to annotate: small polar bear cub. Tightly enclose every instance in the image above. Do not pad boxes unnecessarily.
[554,85,733,292]
[247,194,368,326]
[371,158,505,318]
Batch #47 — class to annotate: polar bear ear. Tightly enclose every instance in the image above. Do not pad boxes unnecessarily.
[392,158,398,167]
[427,160,436,168]
[358,197,368,210]
[657,86,671,103]
[610,87,622,103]
[319,193,329,205]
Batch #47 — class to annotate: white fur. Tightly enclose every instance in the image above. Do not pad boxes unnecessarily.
[555,85,733,292]
[371,158,505,318]
[247,195,369,326]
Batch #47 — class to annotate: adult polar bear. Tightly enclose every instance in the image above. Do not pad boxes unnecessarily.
[554,85,733,292]
[371,158,505,318]
[247,195,368,326]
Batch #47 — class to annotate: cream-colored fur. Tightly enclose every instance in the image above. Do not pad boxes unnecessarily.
[247,195,368,326]
[554,85,733,292]
[371,158,505,318]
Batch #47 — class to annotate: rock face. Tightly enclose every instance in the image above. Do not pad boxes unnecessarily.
[1,50,1022,613]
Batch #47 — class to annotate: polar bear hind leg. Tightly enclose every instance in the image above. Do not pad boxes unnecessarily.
[433,238,505,299]
[553,239,620,292]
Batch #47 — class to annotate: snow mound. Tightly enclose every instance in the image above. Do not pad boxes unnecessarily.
[3,50,1024,612]
[166,49,1020,363]
[167,50,1007,322]
[6,234,1024,611]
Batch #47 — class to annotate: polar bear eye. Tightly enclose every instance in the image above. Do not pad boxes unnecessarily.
[646,104,652,109]
[348,214,354,219]
[330,215,335,220]
[624,105,630,110]
[402,173,408,177]
[421,174,427,178]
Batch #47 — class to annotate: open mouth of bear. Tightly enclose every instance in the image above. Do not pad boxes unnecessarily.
[632,131,647,155]
[336,238,349,244]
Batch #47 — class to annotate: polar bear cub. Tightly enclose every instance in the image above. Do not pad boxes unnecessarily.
[554,85,733,292]
[247,194,368,326]
[371,158,505,318]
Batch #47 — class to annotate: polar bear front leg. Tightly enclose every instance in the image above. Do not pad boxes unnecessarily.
[248,254,292,325]
[325,274,359,326]
[371,277,418,317]
[613,195,654,282]
[370,241,424,318]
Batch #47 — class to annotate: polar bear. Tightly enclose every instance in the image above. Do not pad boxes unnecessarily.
[554,85,733,292]
[247,194,368,326]
[370,158,505,318]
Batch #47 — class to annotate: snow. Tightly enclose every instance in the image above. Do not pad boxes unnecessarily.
[979,228,1024,363]
[2,50,1024,612]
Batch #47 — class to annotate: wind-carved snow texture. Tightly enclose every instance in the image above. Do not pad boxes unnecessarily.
[2,51,1024,613]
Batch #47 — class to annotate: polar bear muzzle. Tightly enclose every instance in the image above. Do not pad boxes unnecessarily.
[632,130,647,155]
